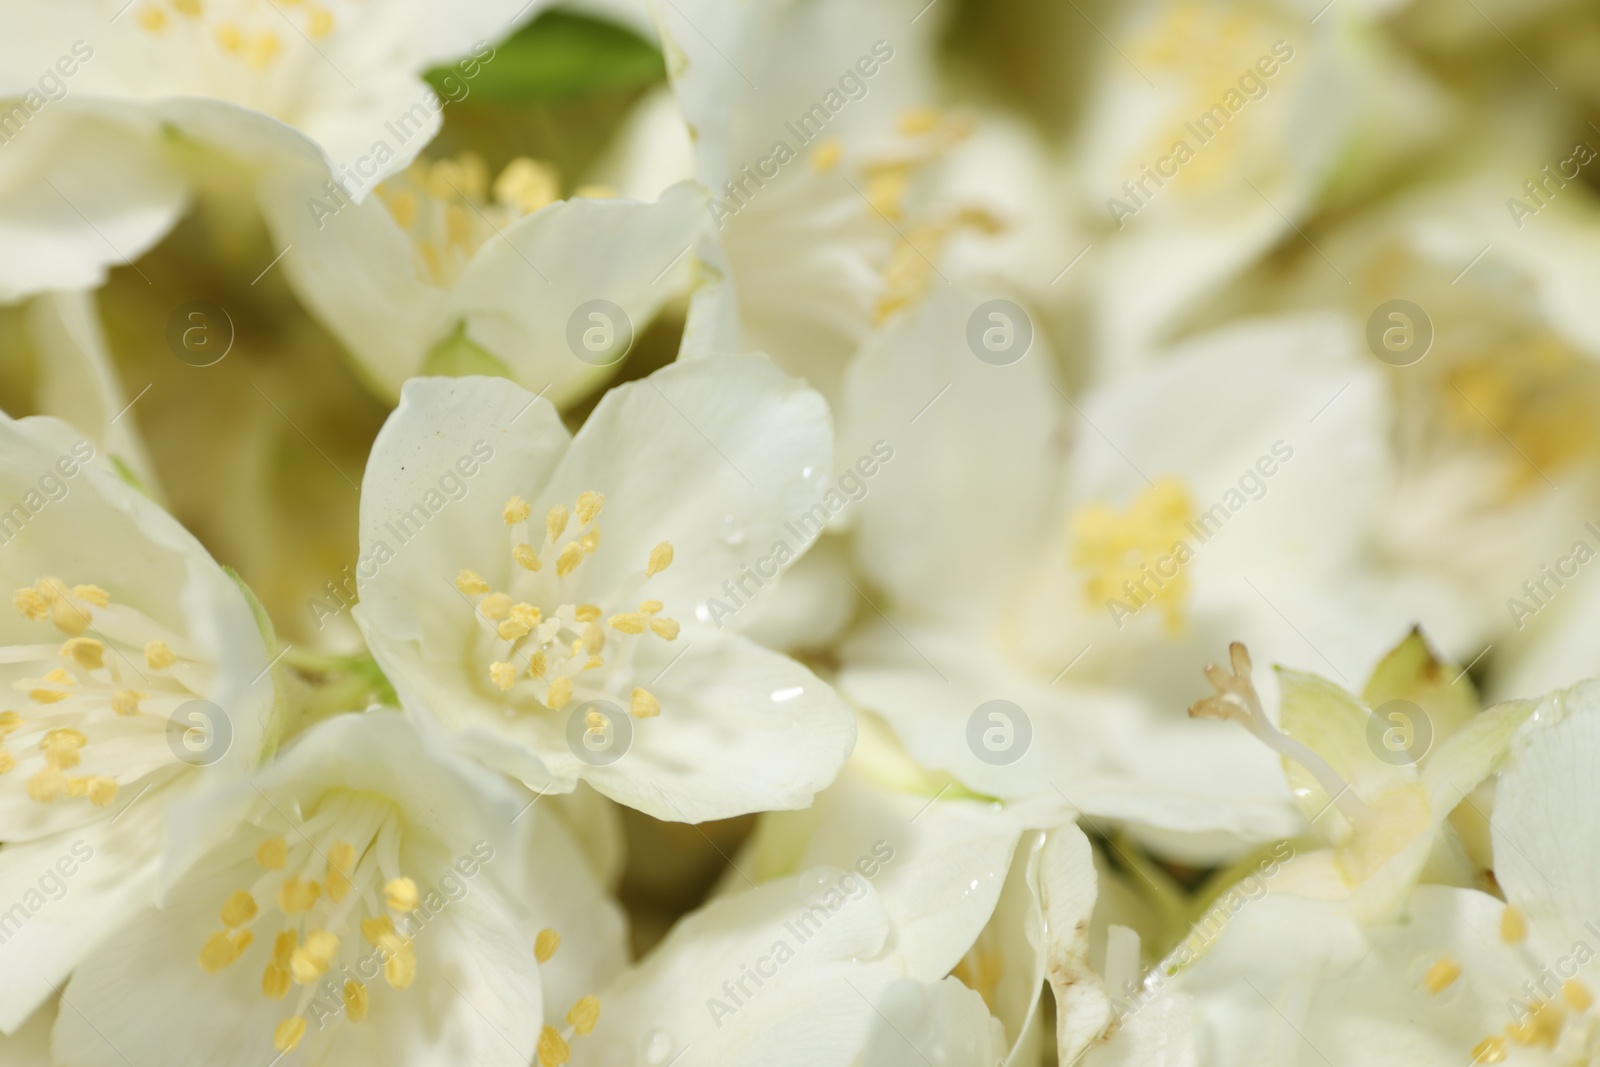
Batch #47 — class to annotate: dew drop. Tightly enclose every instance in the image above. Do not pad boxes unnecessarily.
[694,602,712,623]
[643,1029,674,1066]
[717,514,746,546]
[770,686,805,704]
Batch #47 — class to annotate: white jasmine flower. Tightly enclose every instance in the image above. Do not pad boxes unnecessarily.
[0,0,543,298]
[352,358,855,822]
[838,294,1469,847]
[0,412,274,1033]
[53,710,626,1067]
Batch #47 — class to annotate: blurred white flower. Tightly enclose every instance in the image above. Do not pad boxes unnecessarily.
[352,358,855,822]
[0,412,275,1033]
[53,710,626,1067]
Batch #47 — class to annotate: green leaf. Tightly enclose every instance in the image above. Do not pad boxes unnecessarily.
[421,323,514,380]
[427,12,665,103]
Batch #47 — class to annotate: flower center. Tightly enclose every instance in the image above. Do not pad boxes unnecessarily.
[455,492,679,724]
[128,0,368,69]
[1443,343,1600,491]
[195,788,422,1052]
[1069,478,1196,632]
[6,578,208,808]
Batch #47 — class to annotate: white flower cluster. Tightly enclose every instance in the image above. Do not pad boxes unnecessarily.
[2,0,1599,1063]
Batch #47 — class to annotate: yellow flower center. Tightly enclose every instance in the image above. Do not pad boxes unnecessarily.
[131,0,344,67]
[1069,479,1196,632]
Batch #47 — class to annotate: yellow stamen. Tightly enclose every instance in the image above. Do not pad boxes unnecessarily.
[305,5,334,37]
[546,504,569,543]
[0,751,13,775]
[172,0,202,16]
[567,995,600,1035]
[263,963,291,1000]
[344,979,369,1022]
[630,688,660,719]
[576,491,604,526]
[513,544,542,571]
[528,651,547,679]
[72,585,110,607]
[291,930,339,984]
[581,623,605,655]
[361,916,394,945]
[810,137,843,172]
[86,777,118,807]
[556,543,584,577]
[385,944,417,990]
[899,106,941,134]
[504,496,531,525]
[608,612,646,635]
[1423,957,1460,995]
[647,542,674,577]
[273,1017,307,1053]
[136,4,167,31]
[257,836,289,870]
[61,638,105,671]
[648,617,680,641]
[385,877,419,912]
[1564,980,1593,1011]
[580,528,601,555]
[639,599,663,614]
[538,1026,571,1067]
[478,593,513,621]
[112,690,142,716]
[244,30,280,69]
[13,588,48,620]
[490,661,519,690]
[26,766,66,802]
[145,640,178,670]
[29,667,72,702]
[199,930,246,973]
[494,158,561,215]
[278,878,321,915]
[41,728,86,768]
[1501,906,1527,945]
[574,604,601,622]
[534,928,561,962]
[546,676,573,710]
[1471,1035,1507,1064]
[456,570,490,596]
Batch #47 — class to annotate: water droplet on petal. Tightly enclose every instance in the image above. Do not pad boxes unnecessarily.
[801,466,815,480]
[644,1030,674,1065]
[717,514,746,546]
[770,686,804,704]
[694,603,712,623]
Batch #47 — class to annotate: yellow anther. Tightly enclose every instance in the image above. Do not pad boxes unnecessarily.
[581,656,603,671]
[456,569,491,595]
[538,1025,571,1067]
[26,766,66,802]
[328,841,355,874]
[51,596,89,636]
[244,30,280,69]
[1501,906,1527,945]
[71,585,110,607]
[639,599,663,615]
[385,877,419,912]
[504,496,532,525]
[383,187,419,229]
[567,995,601,1036]
[291,930,339,984]
[257,837,289,870]
[273,1017,307,1053]
[534,928,561,962]
[648,617,680,641]
[576,491,604,526]
[13,588,48,620]
[497,616,532,642]
[512,602,542,628]
[361,915,394,945]
[262,963,291,1000]
[581,622,605,655]
[479,593,513,621]
[305,4,334,36]
[136,4,167,30]
[630,688,660,719]
[494,158,562,215]
[528,650,547,679]
[0,751,13,775]
[199,930,246,973]
[899,106,941,134]
[222,890,258,927]
[546,504,569,543]
[385,944,417,990]
[112,690,142,716]
[172,0,202,16]
[608,612,647,635]
[344,979,369,1022]
[273,929,297,967]
[29,667,72,703]
[66,776,89,799]
[514,544,543,571]
[1507,1000,1565,1046]
[810,137,843,172]
[865,165,910,221]
[41,728,86,768]
[556,543,585,577]
[546,676,573,710]
[278,878,321,916]
[1564,980,1593,1011]
[580,528,601,555]
[1070,478,1195,634]
[61,638,105,671]
[145,640,178,670]
[1423,957,1460,995]
[86,777,118,806]
[647,542,674,577]
[0,711,17,735]
[490,661,519,690]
